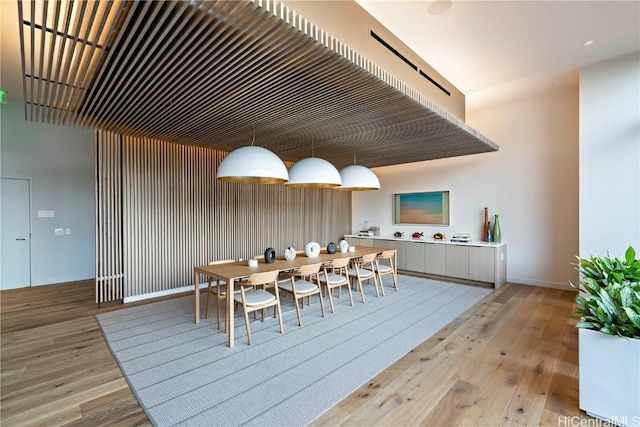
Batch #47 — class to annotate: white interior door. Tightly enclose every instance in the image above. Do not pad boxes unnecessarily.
[1,178,31,289]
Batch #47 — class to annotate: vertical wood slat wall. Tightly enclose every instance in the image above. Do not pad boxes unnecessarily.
[95,130,124,303]
[95,130,352,303]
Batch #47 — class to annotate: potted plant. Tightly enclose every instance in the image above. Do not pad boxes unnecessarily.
[571,246,640,426]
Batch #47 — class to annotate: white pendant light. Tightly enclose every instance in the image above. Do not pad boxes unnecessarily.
[216,129,288,184]
[335,153,380,191]
[285,157,342,188]
[285,139,341,188]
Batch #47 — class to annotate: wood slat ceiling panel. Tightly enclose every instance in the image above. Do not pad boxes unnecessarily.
[17,0,498,169]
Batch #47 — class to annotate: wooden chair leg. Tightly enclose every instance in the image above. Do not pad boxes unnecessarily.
[293,295,302,327]
[345,283,354,306]
[371,275,379,298]
[205,279,212,319]
[276,303,284,334]
[216,293,222,331]
[318,292,325,318]
[327,287,336,313]
[357,278,366,303]
[243,307,252,346]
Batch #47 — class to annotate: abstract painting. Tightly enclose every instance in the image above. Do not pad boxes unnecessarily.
[393,191,450,225]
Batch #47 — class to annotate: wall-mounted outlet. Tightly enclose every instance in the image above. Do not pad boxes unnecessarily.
[65,228,71,235]
[55,228,63,236]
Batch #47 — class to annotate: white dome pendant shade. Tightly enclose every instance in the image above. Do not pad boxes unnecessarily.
[217,146,289,184]
[335,165,381,191]
[285,157,342,188]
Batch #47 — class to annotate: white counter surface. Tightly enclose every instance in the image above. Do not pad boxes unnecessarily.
[344,234,507,247]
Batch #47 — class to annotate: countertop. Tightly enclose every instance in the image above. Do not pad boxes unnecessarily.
[344,234,507,247]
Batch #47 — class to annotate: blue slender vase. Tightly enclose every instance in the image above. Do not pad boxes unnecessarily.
[485,221,492,242]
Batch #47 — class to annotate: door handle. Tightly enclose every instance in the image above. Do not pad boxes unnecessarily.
[16,238,26,241]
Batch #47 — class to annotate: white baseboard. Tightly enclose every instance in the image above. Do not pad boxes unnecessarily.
[507,276,575,291]
[123,283,208,303]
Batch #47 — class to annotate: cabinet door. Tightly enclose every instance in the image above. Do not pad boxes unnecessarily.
[425,243,446,276]
[375,240,407,270]
[445,245,469,279]
[469,246,495,283]
[405,242,426,273]
[347,237,373,247]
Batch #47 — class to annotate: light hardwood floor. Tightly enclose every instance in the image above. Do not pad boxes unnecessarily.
[1,279,593,426]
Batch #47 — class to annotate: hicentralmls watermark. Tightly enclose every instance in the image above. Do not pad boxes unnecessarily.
[558,416,640,427]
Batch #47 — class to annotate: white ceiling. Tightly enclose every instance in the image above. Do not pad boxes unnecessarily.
[356,0,640,110]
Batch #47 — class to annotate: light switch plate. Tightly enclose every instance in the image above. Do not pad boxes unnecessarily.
[38,210,55,218]
[55,228,63,235]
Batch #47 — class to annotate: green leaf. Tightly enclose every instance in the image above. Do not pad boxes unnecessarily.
[626,246,636,265]
[575,320,600,330]
[624,307,640,329]
[621,286,633,308]
[598,287,619,317]
[570,246,640,338]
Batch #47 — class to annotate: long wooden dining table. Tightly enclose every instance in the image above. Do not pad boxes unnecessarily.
[193,246,394,347]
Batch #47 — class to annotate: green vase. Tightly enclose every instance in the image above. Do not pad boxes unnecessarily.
[493,214,502,243]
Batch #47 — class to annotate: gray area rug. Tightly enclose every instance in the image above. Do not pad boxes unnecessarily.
[96,275,491,426]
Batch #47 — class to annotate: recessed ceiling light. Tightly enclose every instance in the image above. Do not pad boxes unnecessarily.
[584,40,594,46]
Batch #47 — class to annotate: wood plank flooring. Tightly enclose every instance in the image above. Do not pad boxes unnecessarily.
[1,279,594,426]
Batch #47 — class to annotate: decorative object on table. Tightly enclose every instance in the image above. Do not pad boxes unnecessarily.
[339,239,349,253]
[393,191,450,225]
[411,232,424,239]
[570,246,640,426]
[485,221,492,242]
[358,229,374,237]
[450,233,472,243]
[370,226,380,236]
[264,247,276,264]
[348,246,355,252]
[248,259,258,267]
[393,231,404,238]
[492,214,502,243]
[304,241,321,257]
[326,242,337,254]
[482,207,489,241]
[284,246,297,261]
[433,232,447,240]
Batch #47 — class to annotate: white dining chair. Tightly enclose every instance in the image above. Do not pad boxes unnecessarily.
[234,269,284,345]
[278,262,325,326]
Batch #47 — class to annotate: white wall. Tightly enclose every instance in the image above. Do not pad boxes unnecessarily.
[1,101,95,286]
[352,86,579,289]
[579,52,640,259]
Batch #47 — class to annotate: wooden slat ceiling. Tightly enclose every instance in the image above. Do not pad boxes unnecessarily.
[17,0,498,169]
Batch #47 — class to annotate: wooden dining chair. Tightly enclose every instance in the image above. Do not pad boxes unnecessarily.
[233,269,284,345]
[205,259,246,331]
[347,252,381,302]
[278,262,325,326]
[374,250,398,292]
[317,257,353,313]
